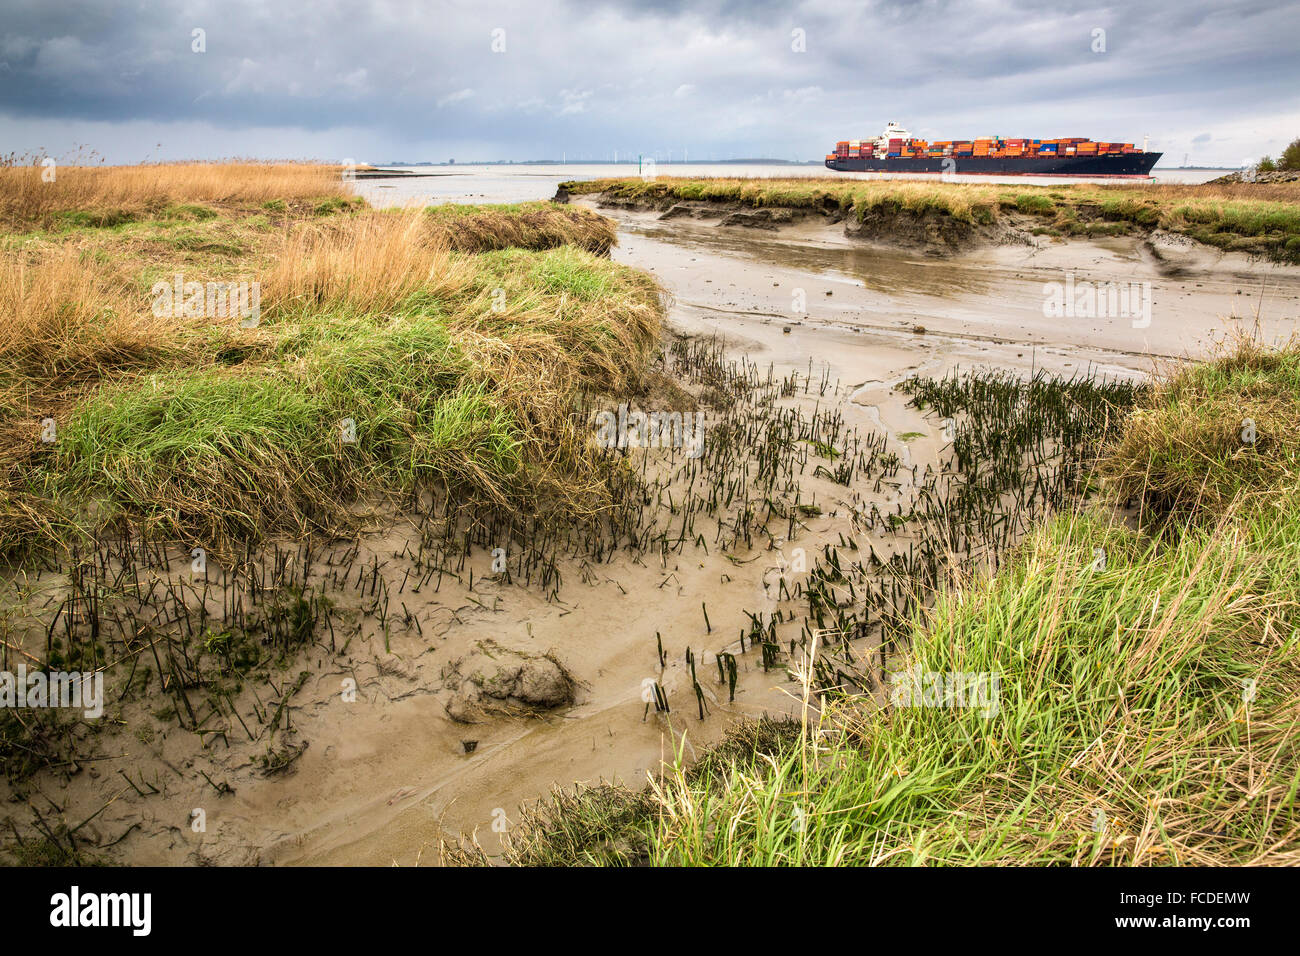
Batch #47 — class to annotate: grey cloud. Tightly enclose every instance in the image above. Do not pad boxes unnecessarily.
[0,0,1296,164]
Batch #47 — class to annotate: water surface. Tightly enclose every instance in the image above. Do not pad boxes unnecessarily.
[352,163,1229,207]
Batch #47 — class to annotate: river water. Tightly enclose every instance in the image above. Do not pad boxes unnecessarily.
[351,162,1229,208]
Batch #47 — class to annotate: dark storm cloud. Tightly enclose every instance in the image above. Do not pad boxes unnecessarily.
[0,0,1297,164]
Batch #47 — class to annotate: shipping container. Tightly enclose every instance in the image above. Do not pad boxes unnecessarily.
[826,124,1157,176]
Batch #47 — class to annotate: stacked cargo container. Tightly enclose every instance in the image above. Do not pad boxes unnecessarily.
[858,135,1135,159]
[825,122,1155,176]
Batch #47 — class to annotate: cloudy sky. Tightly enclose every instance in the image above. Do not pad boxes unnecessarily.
[2,0,1297,167]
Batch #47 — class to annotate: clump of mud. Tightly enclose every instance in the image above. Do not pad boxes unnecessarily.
[844,206,997,253]
[442,639,576,723]
[657,203,809,230]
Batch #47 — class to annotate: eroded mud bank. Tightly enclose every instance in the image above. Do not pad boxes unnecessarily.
[563,184,1300,273]
[589,196,1300,373]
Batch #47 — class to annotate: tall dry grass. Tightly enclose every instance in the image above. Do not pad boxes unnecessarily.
[0,204,639,394]
[426,203,617,255]
[0,162,345,229]
[261,209,468,319]
[0,251,178,380]
[261,208,657,392]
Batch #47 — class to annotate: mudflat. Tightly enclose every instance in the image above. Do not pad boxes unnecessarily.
[5,181,1297,867]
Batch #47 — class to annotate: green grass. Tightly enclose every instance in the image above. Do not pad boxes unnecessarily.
[161,203,220,221]
[48,208,140,229]
[46,313,523,540]
[1014,193,1057,216]
[1100,340,1300,521]
[313,196,362,216]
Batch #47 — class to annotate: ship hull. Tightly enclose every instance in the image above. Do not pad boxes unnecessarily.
[825,152,1161,178]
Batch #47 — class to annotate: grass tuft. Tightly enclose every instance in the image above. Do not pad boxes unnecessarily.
[1099,337,1300,521]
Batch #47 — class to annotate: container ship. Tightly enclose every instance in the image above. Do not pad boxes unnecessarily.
[826,122,1160,178]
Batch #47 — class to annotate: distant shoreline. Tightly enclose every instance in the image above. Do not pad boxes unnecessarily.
[379,159,826,168]
[374,160,1240,171]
